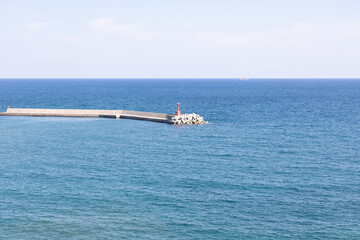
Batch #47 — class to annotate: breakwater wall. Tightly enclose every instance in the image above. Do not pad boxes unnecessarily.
[0,108,173,123]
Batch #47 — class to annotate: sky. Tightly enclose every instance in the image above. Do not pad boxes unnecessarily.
[0,0,359,78]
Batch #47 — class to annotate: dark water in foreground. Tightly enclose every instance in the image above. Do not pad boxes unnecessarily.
[0,79,360,239]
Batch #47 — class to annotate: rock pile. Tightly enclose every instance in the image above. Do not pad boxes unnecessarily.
[170,113,208,125]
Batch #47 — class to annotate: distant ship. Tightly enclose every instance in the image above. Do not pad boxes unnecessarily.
[239,77,250,81]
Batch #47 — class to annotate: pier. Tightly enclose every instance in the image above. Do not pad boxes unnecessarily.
[0,107,174,123]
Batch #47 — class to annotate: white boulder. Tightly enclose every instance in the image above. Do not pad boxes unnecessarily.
[170,113,208,125]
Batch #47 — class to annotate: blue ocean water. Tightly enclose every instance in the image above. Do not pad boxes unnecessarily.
[0,79,360,239]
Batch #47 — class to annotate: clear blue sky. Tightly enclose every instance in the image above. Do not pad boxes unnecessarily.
[0,0,359,78]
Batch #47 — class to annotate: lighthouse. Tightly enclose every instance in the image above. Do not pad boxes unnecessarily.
[175,103,181,116]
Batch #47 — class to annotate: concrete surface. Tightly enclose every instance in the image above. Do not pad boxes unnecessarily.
[0,107,174,123]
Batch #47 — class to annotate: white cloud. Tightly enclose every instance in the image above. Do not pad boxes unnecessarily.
[192,21,360,47]
[25,22,52,32]
[90,18,161,40]
[53,35,85,43]
[180,21,360,78]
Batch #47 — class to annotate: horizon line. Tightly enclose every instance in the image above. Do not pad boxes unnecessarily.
[1,77,360,80]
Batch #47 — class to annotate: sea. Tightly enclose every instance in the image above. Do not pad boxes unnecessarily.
[0,79,359,239]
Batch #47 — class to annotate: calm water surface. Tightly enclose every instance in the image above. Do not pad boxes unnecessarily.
[0,79,360,239]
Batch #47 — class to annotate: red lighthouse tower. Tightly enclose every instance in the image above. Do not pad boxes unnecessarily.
[175,103,181,116]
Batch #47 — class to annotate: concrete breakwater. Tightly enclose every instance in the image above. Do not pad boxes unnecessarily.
[0,107,207,124]
[0,108,171,123]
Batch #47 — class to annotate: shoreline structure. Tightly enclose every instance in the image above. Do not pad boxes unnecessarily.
[0,105,207,124]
